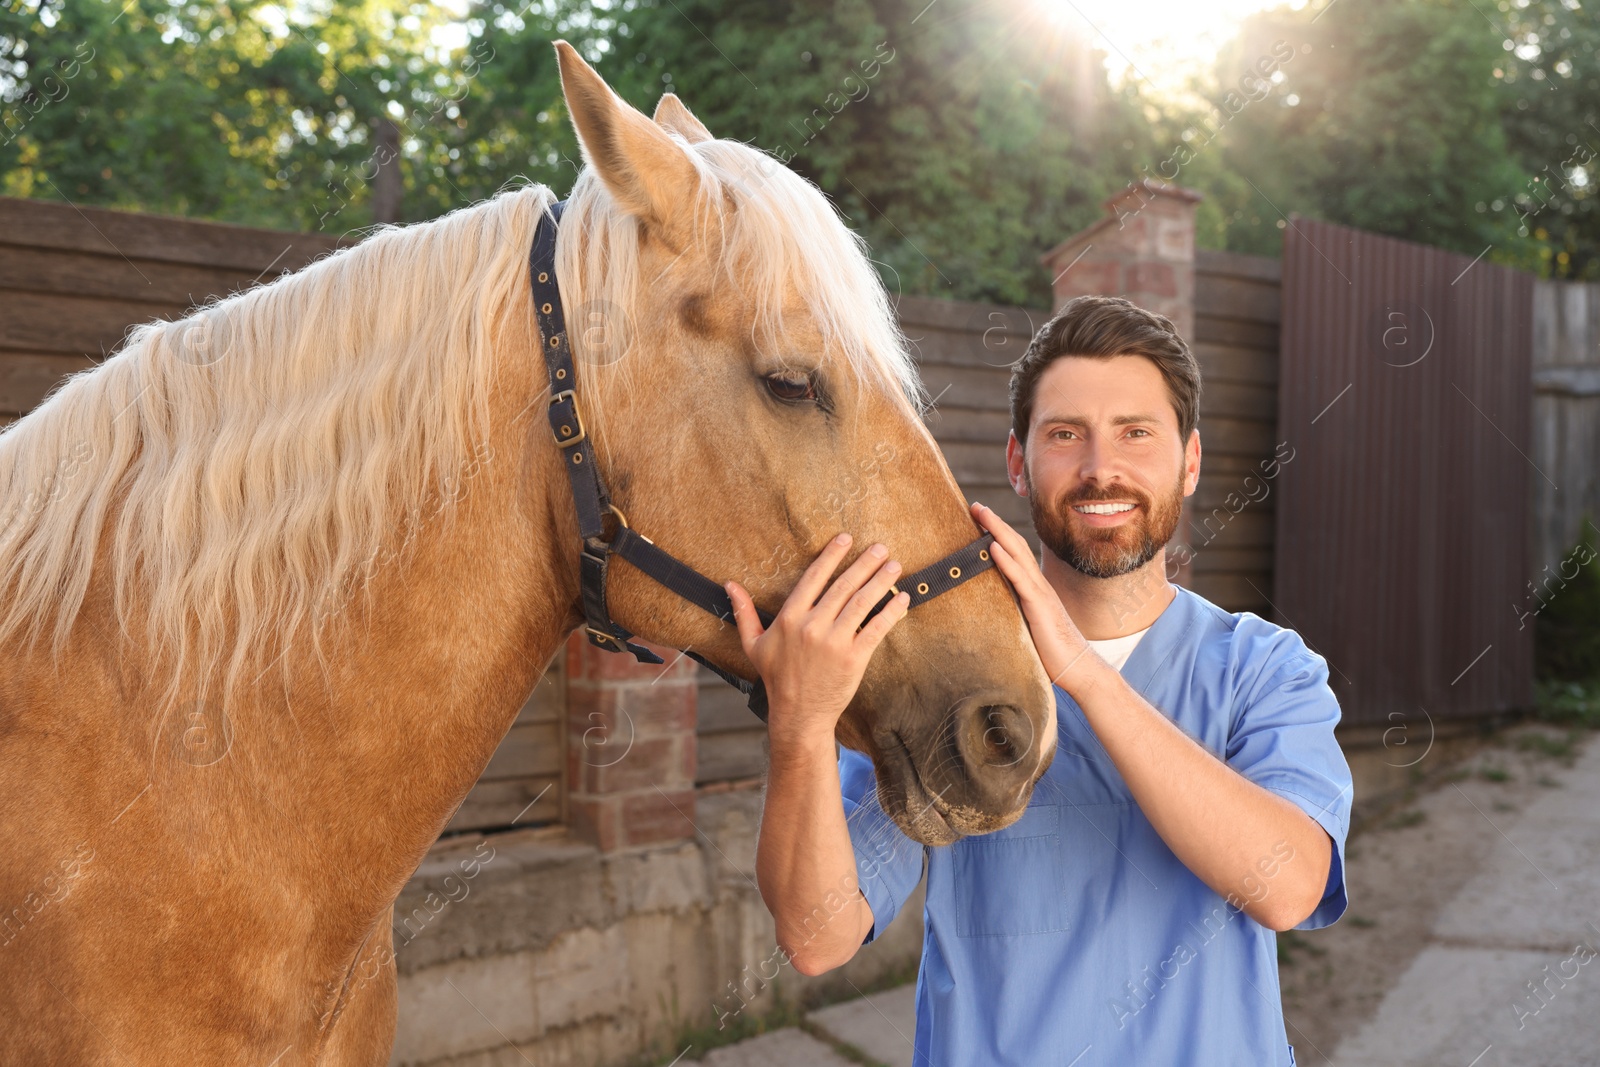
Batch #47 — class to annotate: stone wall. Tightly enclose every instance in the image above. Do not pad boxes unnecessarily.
[389,792,925,1066]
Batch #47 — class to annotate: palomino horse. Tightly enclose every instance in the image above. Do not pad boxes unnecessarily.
[0,43,1054,1065]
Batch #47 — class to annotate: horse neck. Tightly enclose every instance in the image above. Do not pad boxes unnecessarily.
[268,359,583,903]
[56,340,587,934]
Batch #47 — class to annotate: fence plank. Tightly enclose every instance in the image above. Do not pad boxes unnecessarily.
[1194,342,1279,387]
[0,291,189,356]
[0,244,265,307]
[923,405,1013,444]
[1197,249,1283,284]
[443,776,561,833]
[0,196,344,272]
[1194,314,1278,350]
[1196,270,1281,322]
[0,352,96,415]
[697,730,767,785]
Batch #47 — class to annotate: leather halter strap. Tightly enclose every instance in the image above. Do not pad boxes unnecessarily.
[530,200,997,722]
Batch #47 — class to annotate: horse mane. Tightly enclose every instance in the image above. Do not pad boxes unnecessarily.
[0,136,921,709]
[0,184,554,707]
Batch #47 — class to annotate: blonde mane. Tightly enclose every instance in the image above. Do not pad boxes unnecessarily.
[0,137,921,709]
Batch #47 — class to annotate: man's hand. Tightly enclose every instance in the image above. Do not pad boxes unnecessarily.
[725,533,911,751]
[735,534,910,972]
[970,502,1092,688]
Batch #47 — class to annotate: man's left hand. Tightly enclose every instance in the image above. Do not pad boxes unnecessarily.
[970,501,1093,689]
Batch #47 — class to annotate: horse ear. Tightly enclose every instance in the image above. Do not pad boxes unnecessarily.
[554,40,699,241]
[653,93,714,144]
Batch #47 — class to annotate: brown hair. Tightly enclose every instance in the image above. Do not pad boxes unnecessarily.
[1009,295,1202,448]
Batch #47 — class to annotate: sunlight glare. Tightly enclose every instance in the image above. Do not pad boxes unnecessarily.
[1032,0,1313,96]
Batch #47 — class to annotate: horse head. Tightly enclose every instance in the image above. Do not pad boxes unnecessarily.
[548,44,1055,844]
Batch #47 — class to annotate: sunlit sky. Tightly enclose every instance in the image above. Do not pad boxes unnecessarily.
[1032,0,1316,98]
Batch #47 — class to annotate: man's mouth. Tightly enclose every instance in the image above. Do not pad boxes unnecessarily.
[1072,502,1137,515]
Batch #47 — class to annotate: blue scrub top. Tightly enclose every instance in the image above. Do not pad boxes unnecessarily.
[841,586,1352,1067]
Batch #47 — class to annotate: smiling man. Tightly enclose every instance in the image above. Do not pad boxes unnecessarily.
[729,295,1353,1066]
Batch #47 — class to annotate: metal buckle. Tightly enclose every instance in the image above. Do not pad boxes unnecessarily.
[550,389,586,448]
[586,627,626,652]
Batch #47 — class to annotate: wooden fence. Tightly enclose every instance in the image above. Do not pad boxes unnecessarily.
[1531,279,1600,574]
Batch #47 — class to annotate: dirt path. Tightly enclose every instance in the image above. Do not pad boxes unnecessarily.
[1279,719,1596,1063]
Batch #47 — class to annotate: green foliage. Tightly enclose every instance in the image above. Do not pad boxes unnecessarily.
[1535,523,1600,681]
[452,0,1158,304]
[1496,0,1600,280]
[1200,0,1535,262]
[0,0,474,229]
[1,0,1153,303]
[1536,677,1600,728]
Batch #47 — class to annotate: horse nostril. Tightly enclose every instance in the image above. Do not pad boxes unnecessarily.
[981,707,1018,763]
[958,701,1033,771]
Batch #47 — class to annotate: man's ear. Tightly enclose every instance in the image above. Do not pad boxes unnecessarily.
[653,93,714,144]
[554,40,700,243]
[1184,428,1202,496]
[1006,430,1029,497]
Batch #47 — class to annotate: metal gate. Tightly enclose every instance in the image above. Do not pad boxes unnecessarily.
[1276,217,1534,727]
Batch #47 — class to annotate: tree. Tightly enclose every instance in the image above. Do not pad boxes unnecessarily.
[451,0,1159,305]
[1495,0,1600,280]
[1199,0,1536,264]
[0,0,462,232]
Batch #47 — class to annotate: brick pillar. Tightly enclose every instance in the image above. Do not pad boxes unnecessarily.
[1038,179,1203,589]
[564,632,699,852]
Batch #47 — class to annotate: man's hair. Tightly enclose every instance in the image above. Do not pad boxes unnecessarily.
[1009,295,1202,448]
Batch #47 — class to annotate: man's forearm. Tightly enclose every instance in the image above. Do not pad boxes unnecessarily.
[1062,654,1332,931]
[754,729,874,975]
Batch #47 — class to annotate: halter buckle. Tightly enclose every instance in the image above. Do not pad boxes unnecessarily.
[549,389,586,448]
[586,627,628,652]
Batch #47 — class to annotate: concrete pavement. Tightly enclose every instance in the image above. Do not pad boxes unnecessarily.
[1333,737,1600,1066]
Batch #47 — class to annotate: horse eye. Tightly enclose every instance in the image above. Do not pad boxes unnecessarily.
[764,373,817,403]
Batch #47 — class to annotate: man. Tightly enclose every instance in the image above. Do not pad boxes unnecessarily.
[726,295,1352,1066]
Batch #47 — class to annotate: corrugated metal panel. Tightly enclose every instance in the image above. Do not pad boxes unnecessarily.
[1276,217,1534,726]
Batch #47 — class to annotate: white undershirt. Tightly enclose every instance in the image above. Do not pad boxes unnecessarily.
[1085,624,1154,672]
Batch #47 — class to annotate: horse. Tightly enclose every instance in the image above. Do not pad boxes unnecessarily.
[0,42,1055,1065]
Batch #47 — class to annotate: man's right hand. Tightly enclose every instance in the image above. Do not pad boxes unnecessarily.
[731,533,910,976]
[725,532,910,753]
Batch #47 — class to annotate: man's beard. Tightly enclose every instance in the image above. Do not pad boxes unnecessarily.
[1026,467,1186,579]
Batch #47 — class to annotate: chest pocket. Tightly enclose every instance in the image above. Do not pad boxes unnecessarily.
[951,802,1068,938]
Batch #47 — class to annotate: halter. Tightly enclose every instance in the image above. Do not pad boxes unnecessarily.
[531,201,998,722]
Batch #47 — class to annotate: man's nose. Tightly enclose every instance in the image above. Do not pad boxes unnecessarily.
[1077,433,1124,482]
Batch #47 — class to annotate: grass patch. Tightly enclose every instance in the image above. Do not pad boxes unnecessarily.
[1535,678,1600,730]
[1518,731,1577,759]
[642,995,805,1065]
[1478,766,1512,783]
[799,1021,890,1067]
[803,956,918,1012]
[1346,915,1377,928]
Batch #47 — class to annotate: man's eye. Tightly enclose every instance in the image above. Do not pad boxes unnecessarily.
[764,374,817,403]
